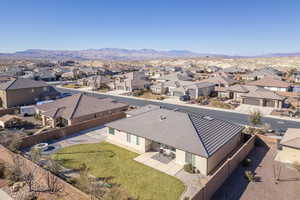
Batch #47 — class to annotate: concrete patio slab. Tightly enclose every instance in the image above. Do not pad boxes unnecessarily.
[134,152,183,176]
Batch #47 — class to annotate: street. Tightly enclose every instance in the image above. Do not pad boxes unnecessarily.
[58,88,300,133]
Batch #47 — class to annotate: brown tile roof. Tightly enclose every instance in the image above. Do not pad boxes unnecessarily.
[240,86,285,100]
[246,76,290,88]
[0,78,48,90]
[36,94,128,120]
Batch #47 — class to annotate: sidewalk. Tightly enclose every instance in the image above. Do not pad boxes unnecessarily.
[57,86,300,123]
[0,189,12,200]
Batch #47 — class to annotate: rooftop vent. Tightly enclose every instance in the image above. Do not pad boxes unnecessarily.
[203,116,214,121]
[160,115,167,120]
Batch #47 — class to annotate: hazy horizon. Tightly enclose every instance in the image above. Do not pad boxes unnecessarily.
[1,0,300,55]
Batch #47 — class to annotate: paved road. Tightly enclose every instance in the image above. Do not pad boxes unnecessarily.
[58,88,300,133]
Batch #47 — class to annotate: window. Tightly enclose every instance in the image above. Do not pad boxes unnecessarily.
[185,152,195,166]
[136,136,139,145]
[126,133,131,143]
[43,87,48,91]
[108,127,115,135]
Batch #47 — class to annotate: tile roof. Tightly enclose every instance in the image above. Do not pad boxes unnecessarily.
[240,86,285,100]
[106,108,244,158]
[246,76,290,88]
[36,94,128,120]
[0,78,48,90]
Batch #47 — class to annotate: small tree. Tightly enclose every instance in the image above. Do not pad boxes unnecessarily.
[249,110,262,127]
[29,148,42,164]
[7,134,22,153]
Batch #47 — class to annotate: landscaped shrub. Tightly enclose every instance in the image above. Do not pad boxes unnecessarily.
[242,158,252,167]
[184,164,195,174]
[244,170,255,182]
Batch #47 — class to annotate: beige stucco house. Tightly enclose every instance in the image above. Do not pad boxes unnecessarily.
[0,78,60,108]
[35,94,128,128]
[106,107,244,176]
[275,128,300,164]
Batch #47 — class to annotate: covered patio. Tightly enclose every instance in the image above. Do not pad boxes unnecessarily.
[134,152,183,176]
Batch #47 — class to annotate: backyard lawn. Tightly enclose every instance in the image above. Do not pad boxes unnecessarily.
[52,142,185,200]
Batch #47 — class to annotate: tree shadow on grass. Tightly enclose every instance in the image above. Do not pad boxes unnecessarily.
[55,150,116,158]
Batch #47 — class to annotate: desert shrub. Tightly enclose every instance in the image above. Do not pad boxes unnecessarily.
[244,170,255,182]
[249,111,262,126]
[184,164,195,174]
[210,100,231,109]
[183,197,190,200]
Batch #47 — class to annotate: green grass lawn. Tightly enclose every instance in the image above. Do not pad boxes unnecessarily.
[52,142,185,200]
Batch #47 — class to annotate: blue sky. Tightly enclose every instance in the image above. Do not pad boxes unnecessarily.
[1,0,300,55]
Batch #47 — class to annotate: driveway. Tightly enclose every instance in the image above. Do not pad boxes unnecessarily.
[41,125,108,155]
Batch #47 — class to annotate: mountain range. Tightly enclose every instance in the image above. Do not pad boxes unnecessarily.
[0,48,299,60]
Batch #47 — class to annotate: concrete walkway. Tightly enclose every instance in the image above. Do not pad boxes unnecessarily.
[0,189,12,200]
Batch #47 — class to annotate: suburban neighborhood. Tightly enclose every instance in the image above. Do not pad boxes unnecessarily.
[1,1,300,200]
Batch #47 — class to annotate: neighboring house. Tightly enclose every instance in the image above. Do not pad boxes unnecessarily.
[217,84,285,108]
[164,80,215,98]
[241,67,282,81]
[200,74,237,87]
[246,76,291,92]
[109,71,149,92]
[106,108,244,176]
[275,128,300,164]
[35,93,129,128]
[222,66,247,74]
[80,75,113,90]
[0,78,60,108]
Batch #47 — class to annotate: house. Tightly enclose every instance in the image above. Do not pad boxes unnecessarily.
[246,76,291,92]
[206,66,222,73]
[35,93,129,128]
[217,84,285,108]
[106,108,244,175]
[108,71,149,92]
[80,75,113,90]
[200,74,237,87]
[222,66,247,74]
[292,71,300,83]
[240,86,285,108]
[241,67,283,81]
[150,82,168,94]
[0,78,60,108]
[275,128,300,164]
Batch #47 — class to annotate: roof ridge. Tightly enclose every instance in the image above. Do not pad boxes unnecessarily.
[6,78,17,90]
[69,94,83,120]
[187,113,209,157]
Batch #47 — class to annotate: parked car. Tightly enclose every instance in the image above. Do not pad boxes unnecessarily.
[179,95,190,101]
[20,106,36,116]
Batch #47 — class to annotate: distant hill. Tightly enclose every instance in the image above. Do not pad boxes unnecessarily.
[0,48,227,61]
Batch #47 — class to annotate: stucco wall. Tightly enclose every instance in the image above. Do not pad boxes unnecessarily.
[207,133,242,175]
[106,129,148,153]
